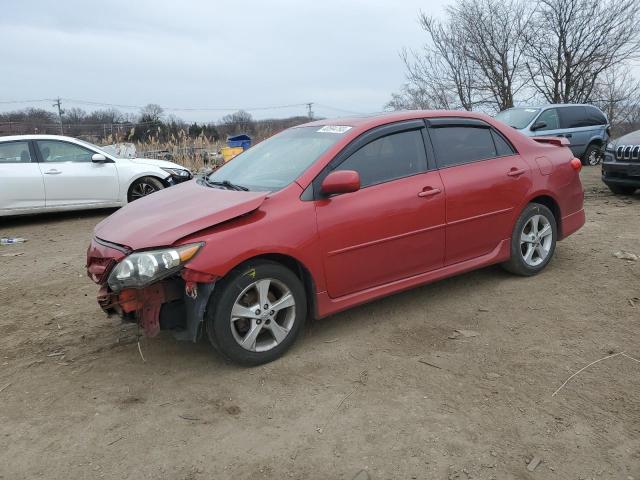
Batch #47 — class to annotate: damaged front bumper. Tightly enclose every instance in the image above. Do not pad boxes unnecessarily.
[87,237,215,342]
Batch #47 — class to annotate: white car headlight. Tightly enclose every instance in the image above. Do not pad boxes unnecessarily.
[108,243,203,291]
[161,167,191,178]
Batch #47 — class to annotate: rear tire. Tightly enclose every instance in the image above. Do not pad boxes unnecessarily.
[606,184,636,195]
[501,203,557,276]
[127,176,164,202]
[206,260,307,366]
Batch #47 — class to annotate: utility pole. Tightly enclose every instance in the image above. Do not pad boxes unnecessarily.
[306,102,314,121]
[53,97,64,135]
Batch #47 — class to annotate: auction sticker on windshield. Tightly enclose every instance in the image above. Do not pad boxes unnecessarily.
[317,125,352,133]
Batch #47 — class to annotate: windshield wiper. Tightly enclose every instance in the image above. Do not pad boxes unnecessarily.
[204,177,249,191]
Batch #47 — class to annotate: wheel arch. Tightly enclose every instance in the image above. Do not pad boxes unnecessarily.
[227,253,319,320]
[527,194,562,236]
[126,174,170,201]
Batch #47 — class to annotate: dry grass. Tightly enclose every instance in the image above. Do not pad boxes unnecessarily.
[101,129,225,173]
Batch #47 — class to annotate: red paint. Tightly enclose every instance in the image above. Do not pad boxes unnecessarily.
[316,171,445,297]
[532,136,571,147]
[88,110,585,320]
[320,170,360,195]
[94,181,267,250]
[438,154,532,265]
[570,157,582,172]
[118,282,182,336]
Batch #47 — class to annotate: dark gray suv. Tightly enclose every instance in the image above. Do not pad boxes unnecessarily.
[495,104,610,165]
[602,129,640,195]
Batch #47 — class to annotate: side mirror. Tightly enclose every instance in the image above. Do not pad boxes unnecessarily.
[531,121,547,131]
[92,153,108,163]
[320,170,360,196]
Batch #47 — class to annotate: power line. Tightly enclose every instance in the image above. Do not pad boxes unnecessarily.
[315,103,365,115]
[61,98,311,112]
[0,99,54,105]
[0,120,160,128]
[0,97,367,116]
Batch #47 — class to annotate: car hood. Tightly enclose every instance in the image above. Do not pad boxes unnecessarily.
[614,130,640,145]
[95,180,267,250]
[129,157,188,170]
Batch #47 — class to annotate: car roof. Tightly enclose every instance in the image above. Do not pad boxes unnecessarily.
[506,104,600,110]
[0,134,85,142]
[296,109,497,130]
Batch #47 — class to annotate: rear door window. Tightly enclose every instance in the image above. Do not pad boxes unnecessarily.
[429,126,497,168]
[337,129,427,187]
[492,130,516,156]
[0,141,32,163]
[559,106,588,128]
[584,106,607,126]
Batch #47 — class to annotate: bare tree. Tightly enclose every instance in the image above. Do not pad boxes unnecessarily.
[385,84,433,111]
[591,65,640,134]
[63,107,87,124]
[391,12,478,111]
[524,0,640,104]
[452,0,533,111]
[219,110,256,136]
[139,103,164,123]
[389,1,533,112]
[87,108,124,125]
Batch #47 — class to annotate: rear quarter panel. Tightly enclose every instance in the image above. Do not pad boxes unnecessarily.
[489,121,584,239]
[520,142,584,239]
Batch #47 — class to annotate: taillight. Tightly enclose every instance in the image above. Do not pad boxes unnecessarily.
[570,157,582,172]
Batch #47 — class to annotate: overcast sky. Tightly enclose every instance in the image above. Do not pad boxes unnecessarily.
[0,0,449,122]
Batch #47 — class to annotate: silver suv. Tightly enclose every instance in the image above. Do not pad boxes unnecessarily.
[495,104,610,166]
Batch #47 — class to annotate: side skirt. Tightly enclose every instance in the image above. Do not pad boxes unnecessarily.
[315,238,511,318]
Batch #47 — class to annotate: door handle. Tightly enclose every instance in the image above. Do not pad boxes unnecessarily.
[44,169,62,175]
[564,133,572,138]
[418,187,441,198]
[507,168,526,177]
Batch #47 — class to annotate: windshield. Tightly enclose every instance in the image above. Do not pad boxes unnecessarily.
[207,126,349,191]
[495,108,540,129]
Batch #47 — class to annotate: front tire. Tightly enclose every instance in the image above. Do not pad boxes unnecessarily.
[501,203,557,276]
[206,260,307,366]
[127,176,164,202]
[606,184,636,195]
[582,144,602,166]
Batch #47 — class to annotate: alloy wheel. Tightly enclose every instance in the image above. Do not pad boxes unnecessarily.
[588,149,601,166]
[130,181,159,200]
[520,214,553,267]
[230,278,296,352]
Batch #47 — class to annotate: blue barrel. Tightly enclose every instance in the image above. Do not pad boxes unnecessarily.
[227,134,252,150]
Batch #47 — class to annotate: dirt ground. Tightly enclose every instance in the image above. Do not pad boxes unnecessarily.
[0,167,639,480]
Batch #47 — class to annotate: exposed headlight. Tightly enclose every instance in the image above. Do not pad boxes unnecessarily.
[108,243,203,291]
[605,142,616,152]
[161,167,191,178]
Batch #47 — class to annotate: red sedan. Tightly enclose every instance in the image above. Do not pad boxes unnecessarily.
[87,111,585,365]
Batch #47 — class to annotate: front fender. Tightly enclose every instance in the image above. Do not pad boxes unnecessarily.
[179,188,326,294]
[115,162,172,203]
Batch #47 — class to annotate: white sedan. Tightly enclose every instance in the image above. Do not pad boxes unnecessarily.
[0,134,192,217]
